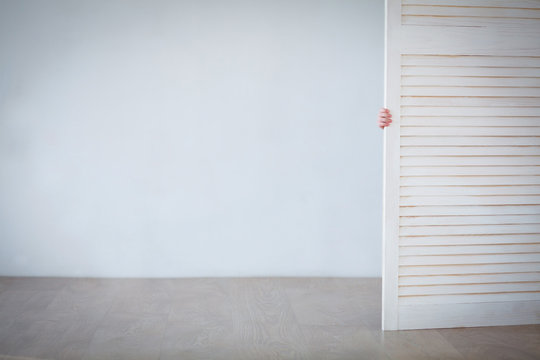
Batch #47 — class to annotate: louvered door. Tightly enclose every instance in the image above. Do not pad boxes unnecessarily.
[382,0,540,330]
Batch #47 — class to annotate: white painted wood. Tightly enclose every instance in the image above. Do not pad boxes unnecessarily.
[403,87,540,98]
[401,107,540,117]
[399,253,540,266]
[400,223,540,236]
[402,66,540,77]
[384,0,540,329]
[400,166,540,176]
[401,147,540,157]
[401,175,540,186]
[401,55,540,67]
[400,214,540,226]
[400,195,540,206]
[400,156,540,166]
[401,127,540,137]
[382,0,401,331]
[399,262,540,276]
[398,301,540,330]
[401,118,540,127]
[402,97,540,108]
[399,292,540,305]
[402,5,540,18]
[399,223,540,236]
[399,282,540,296]
[400,205,540,217]
[402,76,540,87]
[400,185,540,196]
[400,244,540,256]
[401,26,540,56]
[400,233,540,246]
[403,16,540,28]
[402,0,540,8]
[399,272,540,286]
[400,136,540,146]
[402,87,540,97]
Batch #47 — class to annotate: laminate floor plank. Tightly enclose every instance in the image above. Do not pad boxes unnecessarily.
[232,278,292,323]
[45,282,120,324]
[0,289,59,352]
[160,279,236,359]
[82,313,168,360]
[299,326,389,360]
[284,278,378,328]
[167,279,235,325]
[0,277,537,360]
[227,321,307,360]
[0,279,12,294]
[437,325,540,360]
[230,278,307,355]
[374,329,465,360]
[159,317,235,360]
[0,316,98,360]
[108,279,173,317]
[2,278,67,292]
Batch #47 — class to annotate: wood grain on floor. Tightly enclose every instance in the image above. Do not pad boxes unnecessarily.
[0,277,538,360]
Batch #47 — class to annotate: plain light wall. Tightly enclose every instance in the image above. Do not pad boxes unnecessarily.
[0,0,384,277]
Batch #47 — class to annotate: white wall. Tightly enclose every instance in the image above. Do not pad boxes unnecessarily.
[0,0,384,277]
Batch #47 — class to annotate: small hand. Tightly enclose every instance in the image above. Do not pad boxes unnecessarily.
[378,108,392,129]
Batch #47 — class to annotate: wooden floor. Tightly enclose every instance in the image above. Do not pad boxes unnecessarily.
[0,277,538,360]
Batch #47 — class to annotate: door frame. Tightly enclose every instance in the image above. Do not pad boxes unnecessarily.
[382,0,401,331]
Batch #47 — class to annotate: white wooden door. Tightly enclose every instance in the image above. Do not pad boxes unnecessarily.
[382,0,540,330]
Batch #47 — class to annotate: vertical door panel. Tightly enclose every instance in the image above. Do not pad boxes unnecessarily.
[383,0,540,330]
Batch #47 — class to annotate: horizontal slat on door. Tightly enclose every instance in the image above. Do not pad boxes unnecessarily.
[402,5,540,18]
[402,97,540,107]
[401,26,540,56]
[399,244,540,256]
[401,176,540,186]
[400,234,540,246]
[399,292,540,305]
[400,166,540,176]
[402,0,540,8]
[399,282,540,296]
[401,118,540,127]
[401,156,540,166]
[402,87,540,97]
[400,224,540,236]
[401,195,540,206]
[403,16,540,28]
[401,136,540,146]
[400,214,540,226]
[401,147,540,157]
[402,107,540,117]
[400,205,540,217]
[400,253,540,266]
[403,127,540,137]
[399,262,540,276]
[402,55,540,67]
[399,272,540,286]
[402,76,540,87]
[402,66,540,77]
[401,185,540,196]
[401,127,540,137]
